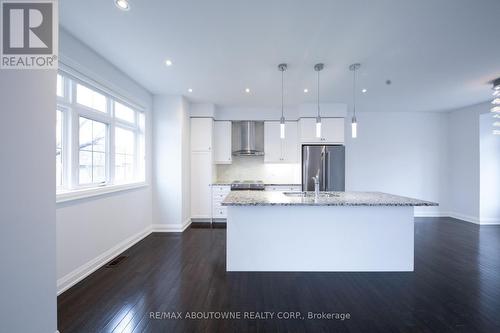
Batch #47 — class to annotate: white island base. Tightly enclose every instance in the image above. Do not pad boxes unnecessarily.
[226,205,414,272]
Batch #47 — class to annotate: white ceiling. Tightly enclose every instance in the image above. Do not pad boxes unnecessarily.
[60,0,500,112]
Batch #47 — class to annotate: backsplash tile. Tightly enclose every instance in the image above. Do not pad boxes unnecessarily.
[216,156,301,183]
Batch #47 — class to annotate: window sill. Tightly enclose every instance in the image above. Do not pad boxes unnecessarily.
[56,182,148,204]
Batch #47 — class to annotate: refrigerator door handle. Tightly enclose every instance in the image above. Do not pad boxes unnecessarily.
[321,148,326,191]
[325,150,330,190]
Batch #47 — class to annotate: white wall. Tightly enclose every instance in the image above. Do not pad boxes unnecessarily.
[56,29,154,293]
[480,112,500,224]
[0,71,57,332]
[345,111,449,216]
[181,99,191,227]
[59,29,151,108]
[446,103,482,223]
[153,95,191,231]
[190,103,216,117]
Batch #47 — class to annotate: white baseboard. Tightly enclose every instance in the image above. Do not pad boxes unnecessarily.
[414,211,500,225]
[414,211,449,217]
[443,212,500,225]
[152,219,191,233]
[57,225,152,295]
[447,211,481,224]
[478,217,500,225]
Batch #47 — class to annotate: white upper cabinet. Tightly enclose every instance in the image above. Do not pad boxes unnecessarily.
[299,118,344,143]
[264,121,299,163]
[213,121,232,164]
[191,117,213,152]
[281,121,299,163]
[264,122,282,163]
[322,118,344,143]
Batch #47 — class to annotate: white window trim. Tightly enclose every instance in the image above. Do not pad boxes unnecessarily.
[56,182,148,204]
[56,69,147,202]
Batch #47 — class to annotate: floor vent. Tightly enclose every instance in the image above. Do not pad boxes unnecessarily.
[106,255,127,268]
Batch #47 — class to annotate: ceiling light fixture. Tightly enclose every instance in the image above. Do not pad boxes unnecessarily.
[492,78,500,135]
[349,63,361,139]
[304,88,309,93]
[362,88,367,93]
[165,59,173,66]
[188,88,193,93]
[245,88,251,93]
[314,63,324,138]
[114,0,130,11]
[278,63,288,139]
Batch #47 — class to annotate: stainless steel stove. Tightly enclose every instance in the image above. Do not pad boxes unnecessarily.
[230,180,265,191]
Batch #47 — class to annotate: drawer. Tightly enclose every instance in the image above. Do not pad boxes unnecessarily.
[213,208,227,218]
[265,186,280,191]
[212,185,231,193]
[212,192,229,201]
[265,185,302,192]
[212,200,222,207]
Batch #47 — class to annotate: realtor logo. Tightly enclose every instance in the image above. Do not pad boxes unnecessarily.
[1,0,58,69]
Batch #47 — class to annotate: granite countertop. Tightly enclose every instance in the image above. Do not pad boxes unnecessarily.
[221,191,438,207]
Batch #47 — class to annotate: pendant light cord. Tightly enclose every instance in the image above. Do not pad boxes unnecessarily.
[317,70,320,117]
[352,67,357,118]
[281,69,284,119]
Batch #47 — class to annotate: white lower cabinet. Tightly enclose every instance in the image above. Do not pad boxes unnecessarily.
[212,185,230,219]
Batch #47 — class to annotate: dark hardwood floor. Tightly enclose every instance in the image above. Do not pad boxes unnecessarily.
[57,217,500,333]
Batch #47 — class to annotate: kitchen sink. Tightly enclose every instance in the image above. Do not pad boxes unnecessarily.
[283,191,339,198]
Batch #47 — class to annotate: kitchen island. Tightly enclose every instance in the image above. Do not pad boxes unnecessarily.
[221,191,437,272]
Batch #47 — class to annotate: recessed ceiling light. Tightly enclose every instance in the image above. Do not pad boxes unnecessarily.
[114,0,130,11]
[304,88,309,93]
[165,59,173,67]
[245,88,251,93]
[362,88,367,93]
[188,88,193,93]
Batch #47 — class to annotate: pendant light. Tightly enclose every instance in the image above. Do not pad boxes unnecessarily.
[278,63,287,139]
[492,78,500,135]
[314,63,324,138]
[349,63,361,138]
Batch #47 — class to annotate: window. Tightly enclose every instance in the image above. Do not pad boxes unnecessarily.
[76,83,106,112]
[114,101,135,123]
[56,110,63,187]
[57,74,64,97]
[56,71,146,196]
[115,127,135,183]
[138,113,146,182]
[79,117,107,185]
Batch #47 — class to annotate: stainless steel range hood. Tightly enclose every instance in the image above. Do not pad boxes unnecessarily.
[232,121,264,156]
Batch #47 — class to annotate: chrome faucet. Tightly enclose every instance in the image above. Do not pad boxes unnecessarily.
[312,176,320,198]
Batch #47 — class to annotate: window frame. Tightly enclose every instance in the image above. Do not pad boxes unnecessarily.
[56,109,64,189]
[56,70,147,200]
[77,115,110,188]
[114,125,137,184]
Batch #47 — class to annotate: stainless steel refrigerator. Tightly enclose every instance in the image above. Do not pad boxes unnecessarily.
[302,145,345,191]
